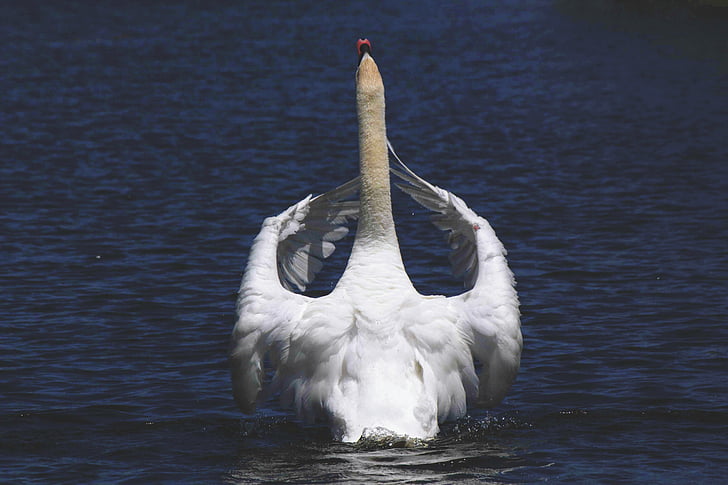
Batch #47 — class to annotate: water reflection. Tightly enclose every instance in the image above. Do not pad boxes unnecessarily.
[226,415,528,484]
[325,442,521,484]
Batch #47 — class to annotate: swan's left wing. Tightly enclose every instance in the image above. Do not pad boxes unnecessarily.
[389,142,522,408]
[230,177,359,413]
[277,177,360,292]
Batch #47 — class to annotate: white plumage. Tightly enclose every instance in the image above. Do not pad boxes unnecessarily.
[230,40,521,442]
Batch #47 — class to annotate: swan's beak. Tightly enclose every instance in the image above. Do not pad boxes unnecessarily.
[355,38,383,96]
[357,38,372,64]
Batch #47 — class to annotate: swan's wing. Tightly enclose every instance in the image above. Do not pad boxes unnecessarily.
[276,177,360,292]
[389,142,485,290]
[230,177,359,413]
[389,142,521,407]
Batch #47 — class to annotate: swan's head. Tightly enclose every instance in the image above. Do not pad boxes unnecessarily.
[356,38,384,98]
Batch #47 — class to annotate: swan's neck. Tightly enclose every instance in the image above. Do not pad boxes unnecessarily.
[338,53,412,294]
[353,55,397,251]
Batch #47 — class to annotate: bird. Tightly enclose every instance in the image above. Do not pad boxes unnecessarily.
[230,39,521,443]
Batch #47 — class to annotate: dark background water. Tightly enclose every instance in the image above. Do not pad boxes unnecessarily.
[2,1,727,483]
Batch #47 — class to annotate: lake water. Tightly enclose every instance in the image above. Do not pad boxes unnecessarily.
[2,1,727,483]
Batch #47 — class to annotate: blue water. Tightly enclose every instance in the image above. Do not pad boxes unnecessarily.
[2,1,727,483]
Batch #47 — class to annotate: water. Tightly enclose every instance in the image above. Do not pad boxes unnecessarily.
[2,1,727,483]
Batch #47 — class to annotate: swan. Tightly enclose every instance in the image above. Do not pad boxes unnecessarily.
[230,39,521,442]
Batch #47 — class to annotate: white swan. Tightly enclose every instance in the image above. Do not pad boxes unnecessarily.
[230,39,521,442]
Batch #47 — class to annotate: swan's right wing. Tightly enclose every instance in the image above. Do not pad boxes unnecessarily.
[389,142,521,408]
[230,177,359,413]
[388,142,483,289]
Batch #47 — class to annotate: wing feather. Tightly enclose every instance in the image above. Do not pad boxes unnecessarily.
[388,140,521,408]
[230,177,360,412]
[389,142,481,289]
[276,178,360,292]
